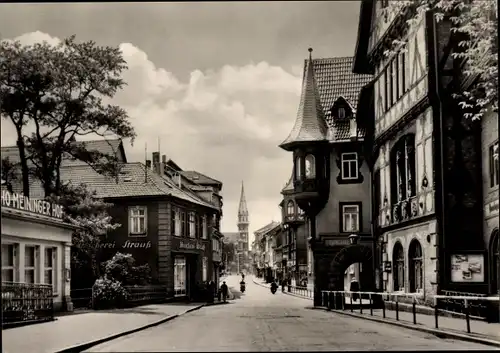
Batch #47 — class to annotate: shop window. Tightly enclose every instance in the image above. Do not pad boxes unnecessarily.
[44,247,57,293]
[390,135,416,204]
[25,245,39,284]
[2,243,18,282]
[129,206,147,236]
[202,257,208,282]
[341,152,358,180]
[409,240,423,293]
[188,212,196,238]
[393,242,405,292]
[341,203,360,232]
[202,215,208,239]
[490,141,499,188]
[174,256,186,296]
[171,207,182,237]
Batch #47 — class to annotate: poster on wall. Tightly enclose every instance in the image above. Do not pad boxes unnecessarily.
[450,254,484,283]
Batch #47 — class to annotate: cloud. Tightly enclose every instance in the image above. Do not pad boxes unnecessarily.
[1,31,301,239]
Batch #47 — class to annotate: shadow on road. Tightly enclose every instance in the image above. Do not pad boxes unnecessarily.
[228,286,244,300]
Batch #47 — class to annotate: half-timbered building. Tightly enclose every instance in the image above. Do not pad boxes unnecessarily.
[353,0,490,303]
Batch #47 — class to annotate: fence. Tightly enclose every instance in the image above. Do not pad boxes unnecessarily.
[2,282,54,328]
[70,288,93,309]
[289,285,314,299]
[123,285,169,306]
[320,290,499,334]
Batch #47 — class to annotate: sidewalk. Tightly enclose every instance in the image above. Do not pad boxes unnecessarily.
[253,277,500,346]
[2,303,202,353]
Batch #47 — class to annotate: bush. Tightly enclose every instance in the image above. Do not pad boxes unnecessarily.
[102,252,152,286]
[92,277,129,309]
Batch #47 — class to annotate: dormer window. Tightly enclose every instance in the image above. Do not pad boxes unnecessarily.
[305,154,316,179]
[338,107,346,119]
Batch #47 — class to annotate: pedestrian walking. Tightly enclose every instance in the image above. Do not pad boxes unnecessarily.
[350,277,360,301]
[220,281,228,302]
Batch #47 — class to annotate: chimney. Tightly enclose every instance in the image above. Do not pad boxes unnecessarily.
[159,154,166,176]
[162,154,167,163]
[152,152,160,174]
[146,160,152,169]
[349,118,358,140]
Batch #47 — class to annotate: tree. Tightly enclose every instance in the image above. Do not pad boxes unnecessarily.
[0,35,136,197]
[102,252,152,286]
[1,157,18,193]
[381,0,498,120]
[46,183,121,287]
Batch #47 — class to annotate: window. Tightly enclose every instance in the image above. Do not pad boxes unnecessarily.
[286,201,295,216]
[174,256,186,296]
[129,206,147,236]
[202,215,208,239]
[172,207,182,236]
[490,142,499,187]
[305,154,316,178]
[2,244,17,282]
[44,247,57,292]
[390,135,416,203]
[25,245,38,284]
[338,107,345,119]
[409,240,423,293]
[202,257,208,282]
[188,212,196,238]
[393,242,405,292]
[381,50,408,113]
[195,214,202,238]
[342,204,360,232]
[341,152,358,180]
[181,210,187,236]
[295,156,302,180]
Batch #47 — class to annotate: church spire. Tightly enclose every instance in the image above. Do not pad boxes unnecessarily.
[238,181,249,223]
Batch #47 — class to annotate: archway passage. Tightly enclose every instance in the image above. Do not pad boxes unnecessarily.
[328,244,374,292]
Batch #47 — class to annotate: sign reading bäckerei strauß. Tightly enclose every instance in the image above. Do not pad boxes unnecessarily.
[1,190,64,219]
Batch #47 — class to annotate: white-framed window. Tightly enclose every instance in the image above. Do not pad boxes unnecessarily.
[188,212,196,238]
[341,152,358,180]
[202,257,208,282]
[2,243,18,282]
[24,245,39,284]
[305,154,316,179]
[174,256,186,296]
[44,247,57,293]
[342,204,360,232]
[129,206,147,236]
[202,215,208,239]
[172,207,182,236]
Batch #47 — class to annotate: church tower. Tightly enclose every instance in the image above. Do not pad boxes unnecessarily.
[237,181,249,253]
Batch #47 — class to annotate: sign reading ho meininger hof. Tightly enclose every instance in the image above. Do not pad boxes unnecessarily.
[450,254,485,283]
[1,190,64,219]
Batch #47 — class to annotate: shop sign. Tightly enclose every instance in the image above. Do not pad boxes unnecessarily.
[1,190,64,219]
[97,240,152,249]
[179,240,205,251]
[325,238,350,246]
[450,254,484,283]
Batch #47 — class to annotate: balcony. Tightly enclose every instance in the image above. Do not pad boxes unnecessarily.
[293,179,321,198]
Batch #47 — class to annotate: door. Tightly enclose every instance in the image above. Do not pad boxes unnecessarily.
[174,256,186,296]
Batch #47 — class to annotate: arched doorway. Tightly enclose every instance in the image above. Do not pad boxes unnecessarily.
[490,230,499,294]
[328,244,374,292]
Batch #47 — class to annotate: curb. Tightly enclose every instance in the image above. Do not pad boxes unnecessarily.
[312,307,500,348]
[54,304,205,353]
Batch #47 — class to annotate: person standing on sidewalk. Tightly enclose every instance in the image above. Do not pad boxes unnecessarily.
[220,281,228,302]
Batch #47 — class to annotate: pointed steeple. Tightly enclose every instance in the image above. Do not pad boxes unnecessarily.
[279,48,328,151]
[238,181,249,222]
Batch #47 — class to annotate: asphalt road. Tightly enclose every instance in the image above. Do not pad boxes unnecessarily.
[87,276,495,352]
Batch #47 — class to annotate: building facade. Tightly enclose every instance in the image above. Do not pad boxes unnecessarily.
[1,191,77,313]
[353,0,495,303]
[279,49,373,305]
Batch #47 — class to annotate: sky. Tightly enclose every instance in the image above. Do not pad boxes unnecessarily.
[0,2,361,242]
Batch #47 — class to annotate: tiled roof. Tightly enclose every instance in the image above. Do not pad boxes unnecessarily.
[181,170,222,186]
[59,163,216,209]
[280,55,328,150]
[254,221,281,236]
[61,139,127,166]
[281,174,294,193]
[326,120,367,141]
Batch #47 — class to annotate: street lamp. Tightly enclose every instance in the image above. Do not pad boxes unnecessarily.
[349,233,359,245]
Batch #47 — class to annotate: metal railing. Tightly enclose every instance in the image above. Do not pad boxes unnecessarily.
[2,282,54,327]
[288,285,314,299]
[320,290,499,334]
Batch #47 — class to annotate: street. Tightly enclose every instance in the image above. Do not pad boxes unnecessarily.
[87,276,495,352]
